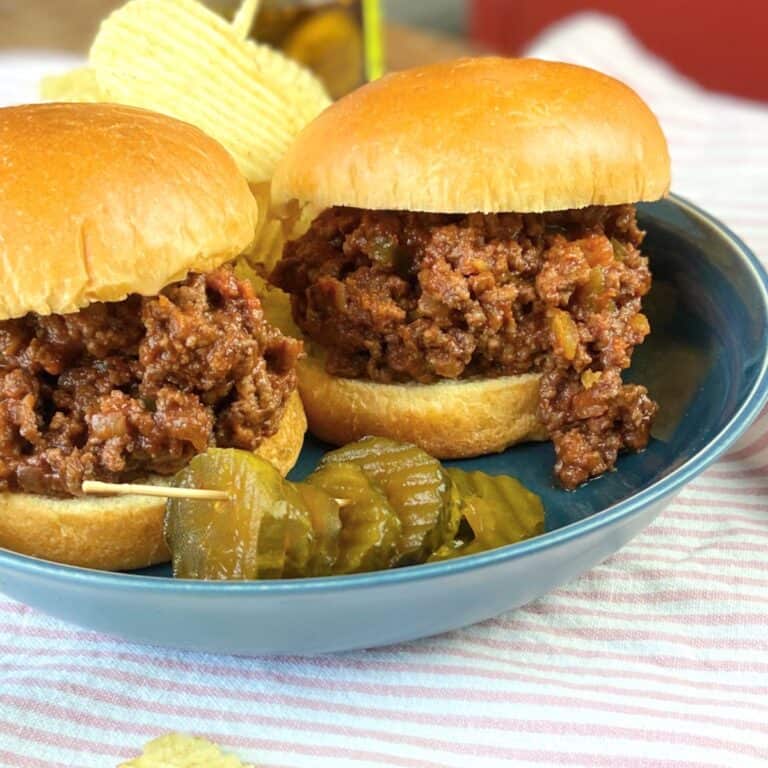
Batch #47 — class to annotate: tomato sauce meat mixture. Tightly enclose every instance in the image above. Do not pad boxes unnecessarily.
[271,205,657,489]
[0,266,300,496]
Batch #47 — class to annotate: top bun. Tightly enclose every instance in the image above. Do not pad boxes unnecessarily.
[272,57,670,214]
[0,103,259,320]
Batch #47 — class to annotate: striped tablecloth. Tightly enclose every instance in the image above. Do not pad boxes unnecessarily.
[2,13,768,767]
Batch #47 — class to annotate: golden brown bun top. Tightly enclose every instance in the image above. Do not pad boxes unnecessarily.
[272,57,671,214]
[0,103,259,320]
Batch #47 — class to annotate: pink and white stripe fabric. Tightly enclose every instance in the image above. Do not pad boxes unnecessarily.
[1,14,768,767]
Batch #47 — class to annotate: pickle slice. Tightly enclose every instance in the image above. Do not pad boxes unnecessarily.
[280,482,316,579]
[427,538,469,563]
[295,483,342,576]
[305,462,400,574]
[319,436,460,560]
[428,469,545,561]
[165,448,312,580]
[165,445,544,578]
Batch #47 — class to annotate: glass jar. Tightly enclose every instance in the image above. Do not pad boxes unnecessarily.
[242,0,384,99]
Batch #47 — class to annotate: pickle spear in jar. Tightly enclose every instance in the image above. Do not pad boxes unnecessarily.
[165,448,314,580]
[319,436,461,561]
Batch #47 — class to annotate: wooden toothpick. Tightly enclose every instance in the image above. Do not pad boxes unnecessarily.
[82,480,351,508]
[81,480,231,502]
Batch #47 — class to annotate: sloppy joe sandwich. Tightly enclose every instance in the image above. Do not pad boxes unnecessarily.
[0,103,305,569]
[270,57,670,488]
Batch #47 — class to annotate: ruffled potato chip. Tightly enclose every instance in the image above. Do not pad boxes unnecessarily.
[119,733,254,768]
[235,187,318,337]
[242,38,331,127]
[40,67,104,102]
[89,0,330,182]
[42,0,330,184]
[234,251,298,338]
[231,0,260,40]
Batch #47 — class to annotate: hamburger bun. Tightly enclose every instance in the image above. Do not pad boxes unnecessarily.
[0,103,305,570]
[272,57,670,214]
[270,58,670,459]
[0,391,306,571]
[0,102,259,320]
[297,353,546,458]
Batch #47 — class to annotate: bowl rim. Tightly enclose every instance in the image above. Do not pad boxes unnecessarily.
[1,193,767,595]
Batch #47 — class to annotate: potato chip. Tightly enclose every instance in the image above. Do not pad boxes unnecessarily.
[231,0,260,40]
[292,201,321,241]
[89,0,331,182]
[244,184,320,272]
[243,38,332,127]
[235,204,300,337]
[119,733,254,768]
[40,67,104,102]
[234,258,297,337]
[247,218,284,275]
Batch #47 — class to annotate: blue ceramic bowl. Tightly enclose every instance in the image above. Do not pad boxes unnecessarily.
[0,195,766,655]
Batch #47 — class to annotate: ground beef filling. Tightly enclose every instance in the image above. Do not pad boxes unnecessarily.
[0,265,301,496]
[271,205,657,489]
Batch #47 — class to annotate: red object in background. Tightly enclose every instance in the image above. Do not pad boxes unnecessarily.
[470,0,768,102]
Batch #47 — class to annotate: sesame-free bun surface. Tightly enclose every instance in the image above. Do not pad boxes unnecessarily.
[272,57,670,214]
[0,392,306,571]
[297,354,547,459]
[0,103,259,320]
[251,390,307,480]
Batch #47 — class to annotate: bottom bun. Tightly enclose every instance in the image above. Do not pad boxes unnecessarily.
[0,391,306,571]
[297,354,548,459]
[251,388,307,477]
